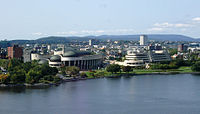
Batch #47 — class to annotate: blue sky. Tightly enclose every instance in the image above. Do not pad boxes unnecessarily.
[0,0,200,40]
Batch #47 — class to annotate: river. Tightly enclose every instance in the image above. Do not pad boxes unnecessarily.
[0,74,200,114]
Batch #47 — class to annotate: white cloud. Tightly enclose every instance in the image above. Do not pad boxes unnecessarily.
[94,30,105,33]
[174,23,191,27]
[154,22,191,28]
[114,29,135,32]
[34,29,135,37]
[57,31,78,35]
[148,27,164,32]
[32,32,43,36]
[80,30,105,34]
[192,17,200,21]
[56,29,135,36]
[148,20,194,32]
[154,22,173,28]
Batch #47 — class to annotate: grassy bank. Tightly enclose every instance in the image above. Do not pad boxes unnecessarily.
[85,67,194,78]
[133,66,193,74]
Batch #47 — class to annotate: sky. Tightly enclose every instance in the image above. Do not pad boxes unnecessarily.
[0,0,200,40]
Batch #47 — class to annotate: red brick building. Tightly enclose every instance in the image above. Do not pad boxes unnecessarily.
[7,45,23,60]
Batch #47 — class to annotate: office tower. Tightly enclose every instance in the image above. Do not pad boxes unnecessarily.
[89,39,95,46]
[140,35,148,46]
[178,44,188,52]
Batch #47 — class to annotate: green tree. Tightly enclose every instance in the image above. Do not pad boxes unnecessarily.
[8,59,22,72]
[41,64,58,76]
[106,64,121,74]
[10,68,26,84]
[192,61,200,71]
[26,69,41,84]
[80,72,87,78]
[169,48,178,56]
[53,76,61,83]
[122,66,132,73]
[43,75,54,81]
[22,62,32,73]
[60,66,66,75]
[0,59,9,69]
[66,66,80,77]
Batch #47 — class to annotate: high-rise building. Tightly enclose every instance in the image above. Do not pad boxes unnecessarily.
[23,48,31,63]
[178,44,188,52]
[47,45,51,52]
[7,45,23,60]
[89,39,95,46]
[140,35,148,46]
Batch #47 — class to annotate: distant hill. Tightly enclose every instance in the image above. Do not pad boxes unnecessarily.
[90,34,197,41]
[36,36,70,43]
[1,35,199,46]
[36,34,198,42]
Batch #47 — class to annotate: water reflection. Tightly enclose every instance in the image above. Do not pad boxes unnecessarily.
[0,87,26,93]
[0,74,200,114]
[0,86,51,93]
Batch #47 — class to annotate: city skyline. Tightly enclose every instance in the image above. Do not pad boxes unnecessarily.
[0,0,200,40]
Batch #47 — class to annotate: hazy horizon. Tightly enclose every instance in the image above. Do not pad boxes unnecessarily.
[0,0,200,40]
[1,34,199,41]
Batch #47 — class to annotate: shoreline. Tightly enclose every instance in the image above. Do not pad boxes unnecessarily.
[1,72,200,88]
[0,82,60,88]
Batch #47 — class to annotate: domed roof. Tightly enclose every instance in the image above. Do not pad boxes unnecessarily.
[38,59,48,65]
[50,55,61,62]
[77,51,91,55]
[62,50,92,57]
[63,51,78,57]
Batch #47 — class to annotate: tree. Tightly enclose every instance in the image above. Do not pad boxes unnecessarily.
[0,74,10,84]
[25,74,34,84]
[10,68,26,84]
[192,61,200,71]
[66,66,80,77]
[122,66,132,73]
[106,64,121,74]
[172,59,189,67]
[40,64,58,76]
[60,66,66,75]
[26,69,41,84]
[22,62,32,73]
[8,59,22,72]
[43,75,54,81]
[80,72,87,78]
[0,59,9,69]
[169,48,177,56]
[53,76,61,83]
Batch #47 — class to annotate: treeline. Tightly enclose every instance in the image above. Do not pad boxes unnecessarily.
[105,58,200,73]
[151,59,191,70]
[0,59,60,84]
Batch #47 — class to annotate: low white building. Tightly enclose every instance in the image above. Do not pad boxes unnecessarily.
[115,48,171,68]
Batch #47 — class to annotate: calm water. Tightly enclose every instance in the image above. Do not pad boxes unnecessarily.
[1,74,200,114]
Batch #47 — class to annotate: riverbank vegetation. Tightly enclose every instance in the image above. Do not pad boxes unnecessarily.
[1,54,200,85]
[84,58,200,78]
[0,59,60,85]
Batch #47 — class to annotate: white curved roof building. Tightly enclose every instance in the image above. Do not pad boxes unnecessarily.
[47,50,104,70]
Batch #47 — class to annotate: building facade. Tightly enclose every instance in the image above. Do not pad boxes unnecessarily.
[115,47,171,67]
[7,45,23,60]
[140,35,148,46]
[48,50,104,70]
[89,39,95,46]
[23,48,32,62]
[178,44,188,52]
